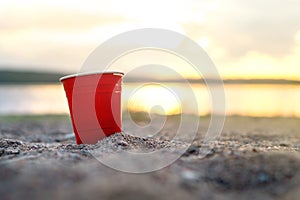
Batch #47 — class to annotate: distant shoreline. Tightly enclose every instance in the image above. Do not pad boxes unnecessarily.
[0,70,65,84]
[125,78,300,85]
[1,70,300,85]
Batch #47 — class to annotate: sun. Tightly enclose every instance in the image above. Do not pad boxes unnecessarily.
[127,84,181,115]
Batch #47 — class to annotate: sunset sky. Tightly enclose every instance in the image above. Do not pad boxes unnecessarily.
[1,0,300,80]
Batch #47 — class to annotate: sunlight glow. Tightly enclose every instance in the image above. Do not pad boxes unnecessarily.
[127,84,181,115]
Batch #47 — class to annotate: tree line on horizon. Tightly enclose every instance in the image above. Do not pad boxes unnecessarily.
[0,70,65,84]
[0,70,300,84]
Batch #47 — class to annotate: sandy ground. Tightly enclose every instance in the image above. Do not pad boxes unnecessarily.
[0,114,300,200]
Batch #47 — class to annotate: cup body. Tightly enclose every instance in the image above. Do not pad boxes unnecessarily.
[60,72,123,144]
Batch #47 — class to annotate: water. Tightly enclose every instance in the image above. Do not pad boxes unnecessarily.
[0,84,68,115]
[0,83,300,117]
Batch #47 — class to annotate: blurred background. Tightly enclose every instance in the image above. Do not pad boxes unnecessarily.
[0,0,300,117]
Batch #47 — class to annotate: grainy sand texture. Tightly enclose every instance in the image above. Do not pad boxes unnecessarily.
[0,115,299,200]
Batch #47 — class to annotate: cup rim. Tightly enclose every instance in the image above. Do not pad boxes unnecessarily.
[60,70,124,82]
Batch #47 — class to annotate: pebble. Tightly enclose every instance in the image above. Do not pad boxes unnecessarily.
[252,148,258,152]
[6,139,24,146]
[65,144,74,150]
[279,143,289,147]
[117,140,129,147]
[147,134,154,138]
[5,147,20,154]
[257,172,270,184]
[183,145,199,156]
[37,149,45,153]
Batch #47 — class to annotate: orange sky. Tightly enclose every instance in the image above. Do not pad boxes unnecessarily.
[0,0,300,80]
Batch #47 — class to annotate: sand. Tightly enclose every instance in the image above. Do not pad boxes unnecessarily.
[0,115,300,200]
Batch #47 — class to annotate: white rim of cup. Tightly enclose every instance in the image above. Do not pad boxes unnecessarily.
[59,70,124,82]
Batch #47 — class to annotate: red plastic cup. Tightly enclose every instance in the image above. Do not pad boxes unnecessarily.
[60,71,124,144]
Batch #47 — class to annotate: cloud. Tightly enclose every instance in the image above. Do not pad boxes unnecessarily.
[0,7,126,33]
[183,0,300,58]
[0,0,300,79]
[218,29,300,80]
[0,3,136,72]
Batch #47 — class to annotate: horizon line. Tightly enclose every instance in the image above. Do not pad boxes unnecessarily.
[1,69,300,84]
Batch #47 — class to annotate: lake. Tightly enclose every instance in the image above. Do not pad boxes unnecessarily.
[0,83,300,117]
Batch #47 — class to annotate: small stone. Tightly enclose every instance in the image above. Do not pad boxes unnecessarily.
[183,145,200,156]
[147,134,154,138]
[257,172,270,184]
[117,140,129,147]
[78,144,86,149]
[5,147,20,154]
[81,149,90,155]
[187,145,199,154]
[65,144,74,150]
[199,148,215,157]
[31,145,39,149]
[37,149,44,153]
[279,143,289,147]
[6,139,23,146]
